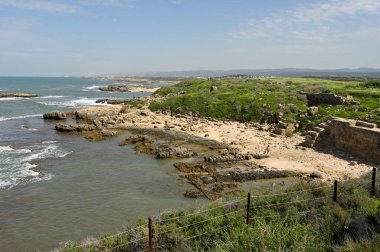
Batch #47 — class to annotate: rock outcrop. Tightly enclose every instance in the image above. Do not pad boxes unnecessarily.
[99,85,130,92]
[55,123,96,132]
[122,135,197,159]
[43,111,67,120]
[0,92,38,98]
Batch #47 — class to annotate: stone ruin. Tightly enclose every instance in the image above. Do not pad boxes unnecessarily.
[304,117,380,163]
[273,121,295,136]
[305,93,356,106]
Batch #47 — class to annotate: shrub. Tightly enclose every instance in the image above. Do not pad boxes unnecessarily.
[361,80,380,89]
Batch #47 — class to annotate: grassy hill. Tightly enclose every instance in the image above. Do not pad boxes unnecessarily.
[149,77,380,131]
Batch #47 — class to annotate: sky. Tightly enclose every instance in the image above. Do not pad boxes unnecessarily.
[0,0,380,76]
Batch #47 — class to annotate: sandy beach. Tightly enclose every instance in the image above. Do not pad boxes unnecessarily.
[66,103,375,182]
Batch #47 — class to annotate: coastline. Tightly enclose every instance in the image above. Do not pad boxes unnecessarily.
[49,99,376,198]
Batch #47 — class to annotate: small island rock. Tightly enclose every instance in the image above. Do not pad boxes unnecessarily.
[43,111,67,120]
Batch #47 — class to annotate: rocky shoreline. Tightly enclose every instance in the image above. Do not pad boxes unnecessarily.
[98,84,160,93]
[42,94,376,200]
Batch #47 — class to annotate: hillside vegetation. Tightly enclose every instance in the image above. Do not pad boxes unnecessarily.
[61,173,380,251]
[149,77,380,131]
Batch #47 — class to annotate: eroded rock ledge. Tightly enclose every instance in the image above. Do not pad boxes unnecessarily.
[121,135,197,159]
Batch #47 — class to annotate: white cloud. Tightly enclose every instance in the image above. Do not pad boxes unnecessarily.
[0,0,78,13]
[292,0,380,24]
[231,0,380,40]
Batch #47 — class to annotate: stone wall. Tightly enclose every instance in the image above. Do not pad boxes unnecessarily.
[306,93,355,106]
[305,118,380,163]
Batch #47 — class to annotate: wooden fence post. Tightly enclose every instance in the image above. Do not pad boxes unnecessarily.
[148,217,153,252]
[333,180,338,202]
[372,168,377,198]
[246,192,251,225]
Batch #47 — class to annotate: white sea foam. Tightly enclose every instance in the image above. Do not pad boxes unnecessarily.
[42,140,57,144]
[0,114,42,122]
[37,98,106,108]
[0,145,32,154]
[0,145,37,189]
[82,85,101,92]
[0,143,71,189]
[39,95,66,99]
[59,151,73,158]
[0,97,24,101]
[27,128,39,132]
[20,144,70,163]
[0,146,14,152]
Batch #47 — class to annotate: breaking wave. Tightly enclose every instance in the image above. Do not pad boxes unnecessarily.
[37,98,106,108]
[0,114,42,122]
[0,142,72,189]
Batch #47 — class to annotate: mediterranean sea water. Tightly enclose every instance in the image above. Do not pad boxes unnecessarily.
[0,77,200,251]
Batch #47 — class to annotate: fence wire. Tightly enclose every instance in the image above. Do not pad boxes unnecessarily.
[65,185,334,251]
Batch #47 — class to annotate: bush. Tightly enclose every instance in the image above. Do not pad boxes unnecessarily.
[361,80,380,89]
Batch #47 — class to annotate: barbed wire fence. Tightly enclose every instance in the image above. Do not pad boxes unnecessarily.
[66,167,378,252]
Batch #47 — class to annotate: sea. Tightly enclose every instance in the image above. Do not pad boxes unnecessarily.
[0,77,201,251]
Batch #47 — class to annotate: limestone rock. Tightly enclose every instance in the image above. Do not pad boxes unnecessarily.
[184,189,202,198]
[310,171,322,179]
[55,123,96,132]
[100,129,117,137]
[210,86,218,93]
[43,111,66,120]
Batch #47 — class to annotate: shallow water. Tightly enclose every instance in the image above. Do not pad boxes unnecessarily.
[0,77,299,251]
[0,77,202,251]
[0,117,203,251]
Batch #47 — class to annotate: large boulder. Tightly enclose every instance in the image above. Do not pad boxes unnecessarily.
[210,86,218,93]
[310,171,322,179]
[43,111,67,120]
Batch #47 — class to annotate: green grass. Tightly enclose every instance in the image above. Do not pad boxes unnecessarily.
[149,77,380,128]
[60,172,380,251]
